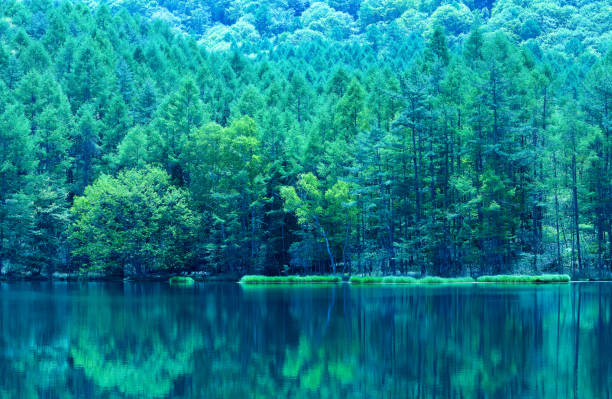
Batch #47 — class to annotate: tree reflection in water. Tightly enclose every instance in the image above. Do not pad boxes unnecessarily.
[0,282,611,398]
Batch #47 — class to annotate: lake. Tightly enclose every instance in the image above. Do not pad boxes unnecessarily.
[0,282,610,398]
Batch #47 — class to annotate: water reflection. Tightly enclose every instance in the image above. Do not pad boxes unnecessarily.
[0,282,610,398]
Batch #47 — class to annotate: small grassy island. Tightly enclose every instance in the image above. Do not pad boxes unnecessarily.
[349,276,475,284]
[238,274,572,284]
[168,276,195,285]
[239,275,342,284]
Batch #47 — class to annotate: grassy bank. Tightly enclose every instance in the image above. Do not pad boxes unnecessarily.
[168,276,195,285]
[419,276,475,284]
[476,274,571,283]
[239,275,342,284]
[349,276,475,284]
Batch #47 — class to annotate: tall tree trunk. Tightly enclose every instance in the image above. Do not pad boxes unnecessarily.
[572,150,582,271]
[315,216,335,274]
[411,117,423,275]
[553,151,562,271]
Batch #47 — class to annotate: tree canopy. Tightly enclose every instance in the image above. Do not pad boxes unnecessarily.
[0,0,610,278]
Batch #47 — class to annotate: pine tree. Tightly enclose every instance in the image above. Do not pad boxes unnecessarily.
[71,104,101,196]
[0,104,36,271]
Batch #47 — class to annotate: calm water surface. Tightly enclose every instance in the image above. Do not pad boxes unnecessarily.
[0,282,611,398]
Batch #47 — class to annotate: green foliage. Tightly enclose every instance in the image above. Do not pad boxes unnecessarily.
[348,276,386,284]
[281,173,356,273]
[239,275,342,283]
[349,276,475,283]
[0,103,37,272]
[0,0,610,279]
[168,276,195,285]
[69,168,198,275]
[418,276,475,284]
[301,2,355,40]
[183,117,266,272]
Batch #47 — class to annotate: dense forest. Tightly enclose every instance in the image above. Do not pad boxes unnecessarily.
[0,0,610,279]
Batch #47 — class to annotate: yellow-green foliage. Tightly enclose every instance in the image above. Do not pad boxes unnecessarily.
[349,276,474,284]
[239,275,341,284]
[169,276,195,285]
[418,276,475,284]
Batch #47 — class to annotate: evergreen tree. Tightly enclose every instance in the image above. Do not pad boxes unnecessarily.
[0,104,36,271]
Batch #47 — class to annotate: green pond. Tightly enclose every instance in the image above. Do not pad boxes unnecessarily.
[0,282,610,398]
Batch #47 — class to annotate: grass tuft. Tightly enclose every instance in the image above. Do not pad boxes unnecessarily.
[349,276,384,284]
[239,275,341,284]
[476,274,571,283]
[169,276,195,285]
[349,275,474,284]
[418,276,475,284]
[382,276,418,284]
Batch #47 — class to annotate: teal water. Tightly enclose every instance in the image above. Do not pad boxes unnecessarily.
[0,282,610,398]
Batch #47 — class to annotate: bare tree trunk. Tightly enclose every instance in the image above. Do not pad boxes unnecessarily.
[322,228,335,274]
[553,151,562,271]
[572,150,582,271]
[315,216,335,274]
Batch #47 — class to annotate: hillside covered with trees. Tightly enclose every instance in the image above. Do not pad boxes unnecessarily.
[92,0,611,56]
[0,0,610,279]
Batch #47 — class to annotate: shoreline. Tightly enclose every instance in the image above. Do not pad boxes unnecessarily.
[2,273,610,284]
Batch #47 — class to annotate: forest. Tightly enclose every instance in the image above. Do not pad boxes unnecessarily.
[0,0,610,279]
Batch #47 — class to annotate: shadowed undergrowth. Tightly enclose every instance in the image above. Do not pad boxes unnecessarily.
[476,274,571,283]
